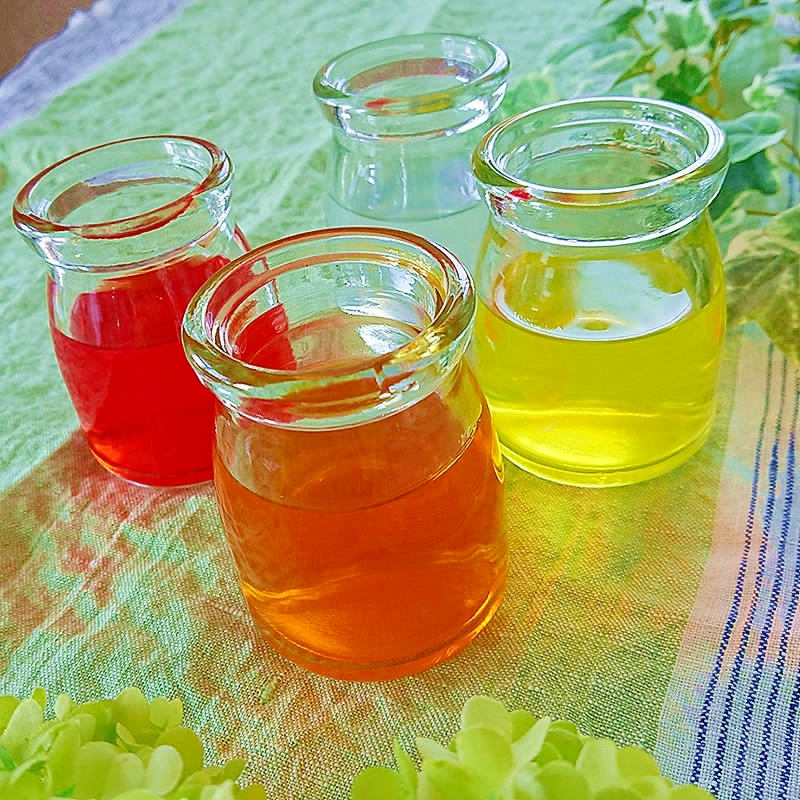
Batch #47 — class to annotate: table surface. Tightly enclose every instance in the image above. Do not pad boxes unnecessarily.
[0,2,798,799]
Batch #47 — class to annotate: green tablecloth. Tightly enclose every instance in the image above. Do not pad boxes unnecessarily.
[1,2,798,798]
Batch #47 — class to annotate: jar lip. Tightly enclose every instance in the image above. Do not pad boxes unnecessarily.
[313,32,509,117]
[12,134,232,240]
[474,96,728,206]
[183,226,474,385]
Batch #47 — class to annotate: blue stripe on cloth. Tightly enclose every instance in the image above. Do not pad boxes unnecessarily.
[730,364,798,800]
[717,357,787,798]
[689,344,775,787]
[775,379,800,795]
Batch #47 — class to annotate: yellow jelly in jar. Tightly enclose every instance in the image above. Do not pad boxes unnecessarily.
[469,98,730,486]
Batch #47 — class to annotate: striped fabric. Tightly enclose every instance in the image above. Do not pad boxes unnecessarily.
[657,330,800,800]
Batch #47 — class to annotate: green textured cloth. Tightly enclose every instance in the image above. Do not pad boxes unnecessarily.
[1,2,799,799]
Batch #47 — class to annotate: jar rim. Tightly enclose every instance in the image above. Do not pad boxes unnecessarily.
[473,96,728,207]
[313,32,509,119]
[12,134,232,241]
[183,226,475,387]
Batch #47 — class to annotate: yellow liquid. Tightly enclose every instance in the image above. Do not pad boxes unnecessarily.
[470,215,726,486]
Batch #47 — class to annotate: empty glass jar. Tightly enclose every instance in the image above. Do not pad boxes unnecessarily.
[469,97,730,486]
[182,227,507,680]
[313,33,509,270]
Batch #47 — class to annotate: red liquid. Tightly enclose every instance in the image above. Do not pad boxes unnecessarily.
[48,254,228,485]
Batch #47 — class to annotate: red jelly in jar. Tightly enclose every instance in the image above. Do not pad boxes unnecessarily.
[14,136,248,486]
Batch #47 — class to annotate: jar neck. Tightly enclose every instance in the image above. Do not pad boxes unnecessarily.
[314,34,509,141]
[13,135,235,271]
[473,97,729,247]
[326,121,489,220]
[182,228,476,430]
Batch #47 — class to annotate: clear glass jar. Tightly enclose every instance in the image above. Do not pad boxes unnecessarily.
[469,97,730,486]
[13,135,248,487]
[313,33,509,270]
[182,227,507,680]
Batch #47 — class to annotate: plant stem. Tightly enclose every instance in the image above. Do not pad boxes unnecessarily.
[778,158,800,179]
[744,209,778,217]
[627,21,649,49]
[781,138,800,165]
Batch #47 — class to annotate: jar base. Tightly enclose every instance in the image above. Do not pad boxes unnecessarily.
[500,421,714,487]
[248,576,507,682]
[90,448,213,489]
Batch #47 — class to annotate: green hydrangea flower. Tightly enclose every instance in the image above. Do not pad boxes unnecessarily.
[0,687,267,800]
[351,696,717,800]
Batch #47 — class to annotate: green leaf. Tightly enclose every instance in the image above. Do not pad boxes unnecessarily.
[548,4,645,64]
[511,762,547,800]
[719,112,785,164]
[765,62,800,101]
[724,204,800,365]
[416,737,457,764]
[73,701,114,743]
[510,710,537,742]
[511,717,551,765]
[454,726,513,791]
[48,722,81,795]
[74,741,118,798]
[222,758,246,781]
[144,745,183,793]
[460,695,511,738]
[653,52,711,105]
[113,689,152,742]
[148,698,182,731]
[0,700,44,763]
[0,745,14,771]
[350,767,409,800]
[544,727,584,764]
[534,741,564,767]
[743,74,783,112]
[155,727,205,778]
[659,0,715,52]
[710,150,780,219]
[534,760,592,800]
[102,752,146,795]
[575,738,623,791]
[422,760,484,800]
[30,691,46,712]
[238,785,268,800]
[392,739,418,795]
[612,47,659,86]
[684,0,716,49]
[6,770,48,800]
[616,746,661,781]
[53,696,72,722]
[0,699,20,737]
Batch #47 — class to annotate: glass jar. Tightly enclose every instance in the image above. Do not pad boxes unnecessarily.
[469,97,730,486]
[13,135,248,487]
[182,227,507,680]
[313,33,509,270]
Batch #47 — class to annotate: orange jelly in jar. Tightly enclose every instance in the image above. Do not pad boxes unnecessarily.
[183,228,507,680]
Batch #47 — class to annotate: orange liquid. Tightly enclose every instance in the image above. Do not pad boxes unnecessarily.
[213,370,506,680]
